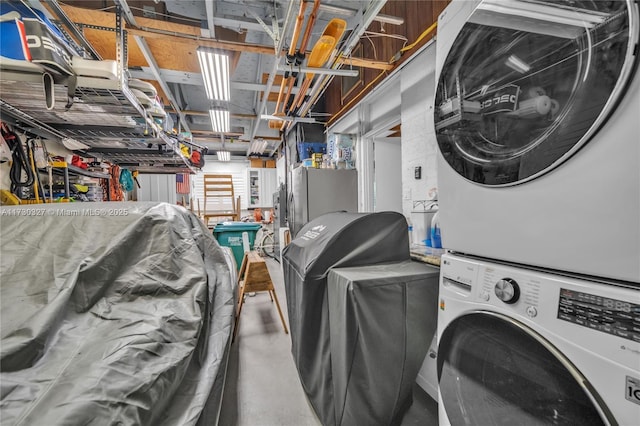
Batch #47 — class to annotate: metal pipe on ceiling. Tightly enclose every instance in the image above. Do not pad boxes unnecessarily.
[273,0,308,116]
[283,0,389,136]
[280,0,321,118]
[276,0,297,54]
[276,65,358,77]
[248,0,300,151]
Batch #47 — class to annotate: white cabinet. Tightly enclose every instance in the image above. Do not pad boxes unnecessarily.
[247,168,277,208]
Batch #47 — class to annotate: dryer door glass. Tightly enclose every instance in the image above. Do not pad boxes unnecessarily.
[434,0,637,186]
[437,313,609,425]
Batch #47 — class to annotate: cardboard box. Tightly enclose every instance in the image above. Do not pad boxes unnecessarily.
[250,158,264,168]
[265,160,276,168]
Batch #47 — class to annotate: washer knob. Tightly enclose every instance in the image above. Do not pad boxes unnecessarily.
[494,278,520,304]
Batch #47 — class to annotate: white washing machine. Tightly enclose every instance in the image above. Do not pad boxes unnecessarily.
[437,253,640,426]
[433,0,640,283]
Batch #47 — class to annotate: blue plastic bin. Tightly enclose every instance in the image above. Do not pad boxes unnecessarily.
[297,142,326,160]
[213,222,262,269]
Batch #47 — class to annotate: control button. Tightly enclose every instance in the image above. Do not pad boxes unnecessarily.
[480,291,490,302]
[494,278,520,304]
[526,306,538,318]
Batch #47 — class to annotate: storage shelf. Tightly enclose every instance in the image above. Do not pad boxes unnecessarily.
[40,161,111,201]
[47,162,110,179]
[0,70,193,174]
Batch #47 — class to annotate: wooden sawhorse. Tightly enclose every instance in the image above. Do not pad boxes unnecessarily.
[233,251,289,340]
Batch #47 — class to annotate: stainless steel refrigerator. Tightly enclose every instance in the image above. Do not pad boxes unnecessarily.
[289,167,358,237]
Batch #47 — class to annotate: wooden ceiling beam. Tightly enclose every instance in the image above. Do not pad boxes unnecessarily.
[126,28,275,55]
[336,57,393,71]
[58,3,277,74]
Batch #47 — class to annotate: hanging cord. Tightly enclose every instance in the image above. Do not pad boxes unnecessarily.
[2,129,34,197]
[26,138,46,202]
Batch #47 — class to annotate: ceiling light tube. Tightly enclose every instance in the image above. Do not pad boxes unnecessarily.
[209,108,230,133]
[249,139,269,155]
[197,47,230,101]
[217,150,231,161]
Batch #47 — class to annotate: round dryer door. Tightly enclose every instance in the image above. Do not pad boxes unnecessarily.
[434,0,639,186]
[437,312,612,425]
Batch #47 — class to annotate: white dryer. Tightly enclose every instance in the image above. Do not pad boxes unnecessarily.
[437,253,640,426]
[433,0,640,282]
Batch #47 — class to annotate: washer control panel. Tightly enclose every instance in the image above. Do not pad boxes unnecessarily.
[479,266,541,315]
[558,289,640,343]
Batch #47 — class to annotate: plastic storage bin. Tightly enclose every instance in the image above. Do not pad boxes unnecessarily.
[213,222,262,269]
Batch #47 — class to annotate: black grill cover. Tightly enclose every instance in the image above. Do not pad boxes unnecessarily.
[282,211,410,425]
[328,262,439,425]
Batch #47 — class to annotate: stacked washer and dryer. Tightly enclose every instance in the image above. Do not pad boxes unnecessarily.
[432,0,640,425]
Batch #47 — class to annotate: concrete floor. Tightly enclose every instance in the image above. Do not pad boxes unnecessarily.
[218,257,438,426]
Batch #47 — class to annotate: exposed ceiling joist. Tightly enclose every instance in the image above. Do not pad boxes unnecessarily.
[126,28,274,55]
[336,56,393,71]
[204,0,216,38]
[135,35,190,132]
[209,15,267,33]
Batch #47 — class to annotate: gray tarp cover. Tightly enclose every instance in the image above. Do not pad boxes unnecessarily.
[282,212,410,426]
[328,262,439,426]
[0,202,235,426]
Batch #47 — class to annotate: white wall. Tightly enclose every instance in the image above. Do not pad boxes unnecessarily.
[400,42,439,219]
[136,174,177,204]
[373,137,402,212]
[192,158,250,212]
[328,40,439,218]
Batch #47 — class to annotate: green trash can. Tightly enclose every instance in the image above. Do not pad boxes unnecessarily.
[213,222,262,269]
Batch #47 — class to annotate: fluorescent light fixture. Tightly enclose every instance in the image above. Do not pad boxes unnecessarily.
[217,150,231,162]
[209,108,230,133]
[373,13,404,26]
[249,139,269,155]
[505,54,531,73]
[197,47,230,101]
